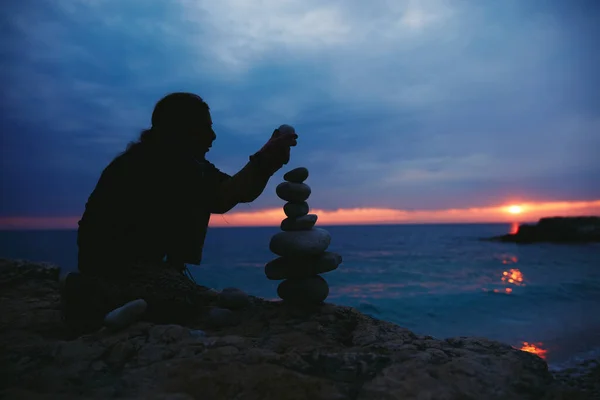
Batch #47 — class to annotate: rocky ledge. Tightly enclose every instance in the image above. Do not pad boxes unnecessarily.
[0,259,592,399]
[490,216,600,244]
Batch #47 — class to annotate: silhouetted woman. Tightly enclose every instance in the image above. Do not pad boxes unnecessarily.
[62,92,297,331]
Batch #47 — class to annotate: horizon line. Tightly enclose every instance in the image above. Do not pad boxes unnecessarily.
[0,220,538,232]
[0,199,599,230]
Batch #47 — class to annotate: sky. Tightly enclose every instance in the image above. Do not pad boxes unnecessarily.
[1,0,599,228]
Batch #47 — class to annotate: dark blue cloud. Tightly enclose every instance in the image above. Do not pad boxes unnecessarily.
[1,0,599,219]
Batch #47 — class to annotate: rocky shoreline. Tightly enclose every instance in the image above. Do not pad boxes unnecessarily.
[550,359,600,398]
[0,258,597,399]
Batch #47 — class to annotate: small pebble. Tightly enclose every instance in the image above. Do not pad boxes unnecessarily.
[103,299,147,331]
[278,124,296,135]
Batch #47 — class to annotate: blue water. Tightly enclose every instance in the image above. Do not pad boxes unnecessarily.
[1,224,599,369]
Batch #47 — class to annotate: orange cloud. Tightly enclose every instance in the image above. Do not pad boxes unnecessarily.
[2,200,599,230]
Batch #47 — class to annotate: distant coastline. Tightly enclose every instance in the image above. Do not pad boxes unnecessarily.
[488,216,600,244]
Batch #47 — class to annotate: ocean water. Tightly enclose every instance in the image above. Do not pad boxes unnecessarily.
[1,223,599,369]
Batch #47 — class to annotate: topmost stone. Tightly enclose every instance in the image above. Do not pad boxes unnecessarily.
[283,167,309,183]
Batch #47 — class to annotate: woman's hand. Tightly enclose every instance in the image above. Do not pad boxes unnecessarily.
[253,125,298,175]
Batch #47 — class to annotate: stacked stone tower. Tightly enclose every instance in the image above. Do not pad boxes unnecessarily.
[265,167,342,305]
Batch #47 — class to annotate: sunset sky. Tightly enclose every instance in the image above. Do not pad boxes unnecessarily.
[1,0,599,229]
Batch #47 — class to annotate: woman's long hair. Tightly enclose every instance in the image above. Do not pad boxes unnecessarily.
[121,92,210,156]
[123,128,162,154]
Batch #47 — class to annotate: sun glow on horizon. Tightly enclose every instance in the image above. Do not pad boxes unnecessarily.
[1,199,599,229]
[507,205,523,215]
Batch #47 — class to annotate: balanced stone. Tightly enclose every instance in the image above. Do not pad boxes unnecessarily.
[283,167,309,183]
[277,275,329,304]
[270,228,331,257]
[265,252,343,280]
[281,214,318,231]
[283,201,309,218]
[276,182,311,203]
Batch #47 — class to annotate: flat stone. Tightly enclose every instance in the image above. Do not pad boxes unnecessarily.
[269,228,331,257]
[283,167,309,183]
[283,202,309,218]
[103,299,147,331]
[218,287,250,310]
[276,182,311,203]
[281,214,318,231]
[265,252,343,280]
[277,276,329,304]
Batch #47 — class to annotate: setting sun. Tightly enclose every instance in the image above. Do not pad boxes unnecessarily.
[507,205,523,215]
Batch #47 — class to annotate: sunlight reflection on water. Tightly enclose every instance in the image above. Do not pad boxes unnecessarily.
[510,222,520,234]
[518,342,548,359]
[330,251,529,299]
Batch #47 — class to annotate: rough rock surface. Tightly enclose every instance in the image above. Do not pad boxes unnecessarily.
[0,258,592,400]
[550,359,600,399]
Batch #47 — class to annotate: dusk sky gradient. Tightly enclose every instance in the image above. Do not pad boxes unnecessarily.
[1,0,599,227]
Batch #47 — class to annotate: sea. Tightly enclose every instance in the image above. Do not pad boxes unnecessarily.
[1,223,599,370]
